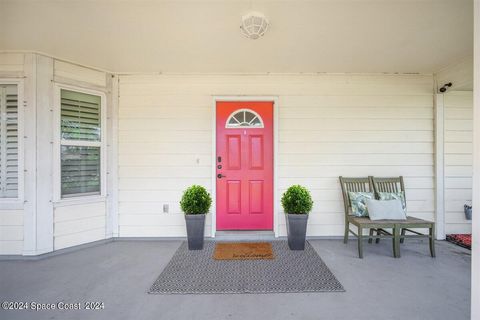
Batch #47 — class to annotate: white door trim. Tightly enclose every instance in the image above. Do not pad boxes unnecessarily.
[211,96,279,238]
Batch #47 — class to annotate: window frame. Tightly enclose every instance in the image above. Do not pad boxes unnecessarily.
[225,108,264,128]
[53,83,107,203]
[0,79,24,204]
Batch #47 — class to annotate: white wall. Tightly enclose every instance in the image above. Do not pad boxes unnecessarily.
[54,202,106,250]
[0,52,113,255]
[51,60,110,250]
[0,53,25,254]
[118,74,435,237]
[0,209,23,254]
[4,52,473,249]
[444,91,473,234]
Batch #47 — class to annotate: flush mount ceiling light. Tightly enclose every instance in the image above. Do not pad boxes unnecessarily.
[240,11,269,40]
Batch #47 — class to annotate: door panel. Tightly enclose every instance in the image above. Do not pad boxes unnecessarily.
[227,135,241,169]
[249,135,264,169]
[249,180,264,214]
[227,180,241,214]
[216,101,273,230]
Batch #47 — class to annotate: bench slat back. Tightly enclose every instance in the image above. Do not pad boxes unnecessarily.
[339,177,373,217]
[372,176,406,199]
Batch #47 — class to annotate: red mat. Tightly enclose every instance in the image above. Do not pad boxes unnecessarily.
[446,234,471,250]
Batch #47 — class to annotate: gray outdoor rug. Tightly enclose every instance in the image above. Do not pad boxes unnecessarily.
[148,240,345,294]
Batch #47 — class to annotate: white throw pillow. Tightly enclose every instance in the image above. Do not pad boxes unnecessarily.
[366,199,406,220]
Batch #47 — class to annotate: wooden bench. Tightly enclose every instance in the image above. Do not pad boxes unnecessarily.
[371,176,435,258]
[339,176,396,258]
[339,176,436,258]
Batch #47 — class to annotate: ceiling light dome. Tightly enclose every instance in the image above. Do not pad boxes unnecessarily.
[240,11,269,40]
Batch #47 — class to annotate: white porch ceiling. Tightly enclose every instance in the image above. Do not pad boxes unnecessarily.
[0,0,473,74]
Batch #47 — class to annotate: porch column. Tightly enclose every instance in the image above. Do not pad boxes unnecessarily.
[472,1,480,319]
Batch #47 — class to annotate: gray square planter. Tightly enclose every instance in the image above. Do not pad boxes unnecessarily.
[185,214,206,250]
[286,214,309,250]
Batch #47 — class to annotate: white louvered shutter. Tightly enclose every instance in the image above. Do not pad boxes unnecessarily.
[0,85,19,198]
[60,89,101,197]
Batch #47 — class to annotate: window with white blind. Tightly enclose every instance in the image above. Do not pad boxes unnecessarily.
[0,84,19,198]
[58,88,105,199]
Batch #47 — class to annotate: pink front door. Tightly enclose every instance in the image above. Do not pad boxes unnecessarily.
[216,101,273,230]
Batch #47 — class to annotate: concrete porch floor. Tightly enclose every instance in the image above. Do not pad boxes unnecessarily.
[0,239,471,320]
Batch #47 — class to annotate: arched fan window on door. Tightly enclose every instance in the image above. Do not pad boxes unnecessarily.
[225,109,264,128]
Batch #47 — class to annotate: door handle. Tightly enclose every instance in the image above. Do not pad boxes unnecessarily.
[217,174,226,179]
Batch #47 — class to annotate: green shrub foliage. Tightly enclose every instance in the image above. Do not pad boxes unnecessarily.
[281,185,313,214]
[180,185,212,215]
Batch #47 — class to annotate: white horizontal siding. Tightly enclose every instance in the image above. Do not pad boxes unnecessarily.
[54,60,107,87]
[0,53,24,76]
[118,74,434,237]
[279,131,433,143]
[0,209,23,254]
[278,177,435,190]
[444,91,473,234]
[54,202,106,250]
[120,74,433,96]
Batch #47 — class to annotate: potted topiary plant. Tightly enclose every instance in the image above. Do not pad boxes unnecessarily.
[180,185,212,250]
[281,185,313,250]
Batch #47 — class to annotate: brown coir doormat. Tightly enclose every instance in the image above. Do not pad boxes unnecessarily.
[213,242,274,260]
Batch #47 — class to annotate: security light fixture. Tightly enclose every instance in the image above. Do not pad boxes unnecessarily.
[439,82,453,93]
[240,11,269,40]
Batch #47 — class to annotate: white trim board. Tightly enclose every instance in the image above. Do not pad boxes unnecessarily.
[22,53,37,255]
[211,96,279,238]
[106,75,119,238]
[470,1,479,319]
[434,93,446,240]
[34,54,54,255]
